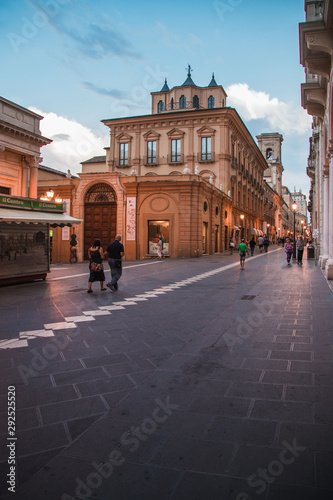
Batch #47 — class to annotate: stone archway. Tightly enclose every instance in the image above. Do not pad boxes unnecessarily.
[84,183,117,258]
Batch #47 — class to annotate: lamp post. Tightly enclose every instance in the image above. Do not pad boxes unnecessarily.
[301,220,304,235]
[267,223,270,241]
[240,214,244,239]
[291,202,297,259]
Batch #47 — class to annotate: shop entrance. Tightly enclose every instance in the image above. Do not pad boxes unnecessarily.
[148,220,169,256]
[202,222,208,254]
[84,183,117,259]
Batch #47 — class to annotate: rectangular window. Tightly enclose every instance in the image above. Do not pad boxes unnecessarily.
[171,139,181,162]
[0,186,11,194]
[148,220,169,255]
[201,137,211,161]
[147,141,156,164]
[119,143,128,165]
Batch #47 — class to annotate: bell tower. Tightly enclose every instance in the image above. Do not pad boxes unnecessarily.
[256,133,284,196]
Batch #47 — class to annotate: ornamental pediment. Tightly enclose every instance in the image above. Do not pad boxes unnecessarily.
[143,130,161,140]
[197,126,216,136]
[167,127,185,138]
[115,132,132,141]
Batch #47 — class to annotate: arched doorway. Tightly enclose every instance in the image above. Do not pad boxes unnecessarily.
[84,183,117,259]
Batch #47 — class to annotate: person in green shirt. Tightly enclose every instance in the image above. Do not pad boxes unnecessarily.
[239,238,248,270]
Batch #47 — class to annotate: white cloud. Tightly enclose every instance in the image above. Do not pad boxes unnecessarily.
[29,107,108,175]
[226,83,312,135]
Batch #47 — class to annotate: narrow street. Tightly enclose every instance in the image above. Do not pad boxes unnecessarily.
[1,248,333,500]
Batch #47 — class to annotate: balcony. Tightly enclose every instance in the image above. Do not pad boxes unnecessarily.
[197,152,215,163]
[162,101,205,112]
[115,158,131,168]
[143,156,159,166]
[167,154,184,165]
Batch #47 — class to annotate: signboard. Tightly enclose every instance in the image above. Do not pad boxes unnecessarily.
[62,199,70,241]
[0,194,63,212]
[126,197,136,241]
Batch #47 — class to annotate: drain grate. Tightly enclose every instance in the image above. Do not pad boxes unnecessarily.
[240,295,257,300]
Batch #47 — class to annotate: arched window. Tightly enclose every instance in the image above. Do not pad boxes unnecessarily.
[157,100,164,113]
[266,148,273,159]
[171,98,174,110]
[193,95,199,108]
[179,95,186,109]
[208,96,215,109]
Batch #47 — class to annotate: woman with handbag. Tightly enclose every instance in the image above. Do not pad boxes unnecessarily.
[87,239,106,293]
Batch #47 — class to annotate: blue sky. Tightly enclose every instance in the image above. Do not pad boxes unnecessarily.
[0,0,311,195]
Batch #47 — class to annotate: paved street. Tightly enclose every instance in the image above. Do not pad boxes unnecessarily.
[1,247,333,500]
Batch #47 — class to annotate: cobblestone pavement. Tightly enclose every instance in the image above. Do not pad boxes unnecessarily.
[0,247,333,500]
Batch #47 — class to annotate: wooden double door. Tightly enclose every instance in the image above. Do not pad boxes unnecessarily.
[84,203,117,259]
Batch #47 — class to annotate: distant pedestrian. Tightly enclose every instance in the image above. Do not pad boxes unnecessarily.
[263,235,269,253]
[258,235,264,253]
[87,239,106,293]
[285,238,293,265]
[229,238,235,255]
[296,236,305,265]
[156,235,163,260]
[249,237,256,256]
[239,238,248,270]
[106,235,125,291]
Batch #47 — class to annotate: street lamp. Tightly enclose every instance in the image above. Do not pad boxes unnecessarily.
[291,202,297,259]
[267,223,270,240]
[301,220,304,235]
[240,214,244,239]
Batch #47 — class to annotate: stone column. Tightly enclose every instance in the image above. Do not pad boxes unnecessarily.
[325,142,333,278]
[21,156,29,198]
[28,156,42,199]
[320,165,329,268]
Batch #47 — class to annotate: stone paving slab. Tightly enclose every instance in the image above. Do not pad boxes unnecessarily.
[0,250,333,499]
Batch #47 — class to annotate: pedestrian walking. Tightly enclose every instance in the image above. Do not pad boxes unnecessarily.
[285,237,293,265]
[229,238,235,255]
[296,235,305,265]
[87,239,106,293]
[105,234,125,291]
[258,235,264,253]
[263,235,269,253]
[249,236,256,256]
[239,238,248,270]
[156,235,163,260]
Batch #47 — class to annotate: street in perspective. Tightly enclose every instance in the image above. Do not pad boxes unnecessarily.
[1,249,333,499]
[1,0,333,499]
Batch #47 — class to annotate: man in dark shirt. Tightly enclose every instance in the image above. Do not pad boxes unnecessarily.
[106,234,125,291]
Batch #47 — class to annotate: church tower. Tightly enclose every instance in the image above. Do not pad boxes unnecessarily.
[256,133,284,196]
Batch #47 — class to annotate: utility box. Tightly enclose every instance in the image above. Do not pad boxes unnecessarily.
[307,245,315,259]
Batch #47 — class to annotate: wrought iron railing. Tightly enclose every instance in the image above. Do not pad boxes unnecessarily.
[143,156,159,166]
[167,154,184,164]
[197,152,215,163]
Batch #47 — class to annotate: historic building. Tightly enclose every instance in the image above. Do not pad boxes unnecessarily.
[0,97,80,283]
[44,68,269,263]
[299,0,333,277]
[256,133,292,240]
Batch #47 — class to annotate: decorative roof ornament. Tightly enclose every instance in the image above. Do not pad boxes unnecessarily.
[160,78,170,92]
[182,64,197,86]
[208,72,218,87]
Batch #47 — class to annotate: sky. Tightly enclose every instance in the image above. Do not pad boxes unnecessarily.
[0,0,312,196]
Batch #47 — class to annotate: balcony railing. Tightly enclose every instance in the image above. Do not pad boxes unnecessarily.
[115,158,131,168]
[167,154,184,165]
[143,156,159,166]
[162,102,205,112]
[197,152,215,163]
